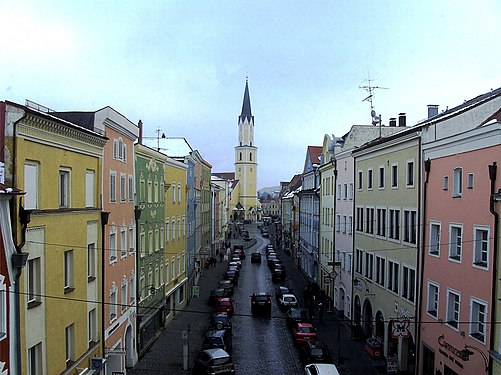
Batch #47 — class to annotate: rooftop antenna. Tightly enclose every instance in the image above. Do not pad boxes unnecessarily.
[143,128,166,152]
[359,71,388,136]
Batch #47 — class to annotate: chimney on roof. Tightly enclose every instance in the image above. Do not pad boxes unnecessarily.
[389,118,397,127]
[398,113,406,127]
[138,120,143,144]
[427,105,439,118]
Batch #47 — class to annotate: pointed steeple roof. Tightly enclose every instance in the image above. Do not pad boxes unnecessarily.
[239,77,253,123]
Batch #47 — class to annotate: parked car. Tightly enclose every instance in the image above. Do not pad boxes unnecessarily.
[215,297,234,316]
[272,268,286,283]
[233,248,245,259]
[299,341,332,364]
[208,312,232,333]
[208,289,232,306]
[250,292,272,316]
[223,270,239,285]
[261,230,269,238]
[286,308,310,328]
[193,348,235,375]
[278,293,298,311]
[275,286,293,301]
[227,265,240,276]
[229,259,242,269]
[217,280,234,296]
[250,252,262,263]
[201,329,233,353]
[303,363,340,375]
[292,322,318,345]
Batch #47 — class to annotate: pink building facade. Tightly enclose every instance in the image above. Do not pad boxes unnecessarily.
[420,122,501,375]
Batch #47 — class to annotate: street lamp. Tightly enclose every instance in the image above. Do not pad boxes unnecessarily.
[462,345,489,372]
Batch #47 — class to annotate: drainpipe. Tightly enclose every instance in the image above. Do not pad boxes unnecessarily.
[415,157,431,375]
[101,211,110,360]
[488,162,498,375]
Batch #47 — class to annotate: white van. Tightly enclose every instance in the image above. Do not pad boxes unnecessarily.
[304,363,340,375]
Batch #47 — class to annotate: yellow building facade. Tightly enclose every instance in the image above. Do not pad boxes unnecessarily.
[5,102,106,375]
[163,156,188,322]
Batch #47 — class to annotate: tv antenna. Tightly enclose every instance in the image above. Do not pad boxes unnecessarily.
[359,75,388,127]
[142,128,166,151]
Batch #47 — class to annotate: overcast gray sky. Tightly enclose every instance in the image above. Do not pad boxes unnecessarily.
[1,0,499,189]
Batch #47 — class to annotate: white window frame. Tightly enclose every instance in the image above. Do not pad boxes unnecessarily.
[401,265,416,303]
[388,260,399,294]
[364,252,374,280]
[443,175,449,190]
[375,256,385,287]
[473,225,489,269]
[376,207,387,238]
[28,257,42,305]
[355,249,363,274]
[120,173,126,202]
[388,208,400,241]
[0,280,6,339]
[406,159,415,188]
[110,285,118,322]
[64,250,74,292]
[24,161,39,210]
[121,278,128,312]
[121,226,127,258]
[470,297,487,344]
[426,281,439,318]
[448,224,463,262]
[446,288,460,331]
[110,170,117,203]
[391,163,398,189]
[87,243,96,281]
[356,207,364,232]
[365,207,374,235]
[128,175,134,201]
[65,323,75,363]
[403,209,417,245]
[357,170,363,190]
[88,308,97,345]
[467,173,474,189]
[378,166,385,189]
[59,167,71,208]
[453,167,463,198]
[429,221,441,256]
[85,170,95,208]
[367,168,373,190]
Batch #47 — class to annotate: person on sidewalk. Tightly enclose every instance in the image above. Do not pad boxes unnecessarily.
[219,251,224,263]
[318,302,325,325]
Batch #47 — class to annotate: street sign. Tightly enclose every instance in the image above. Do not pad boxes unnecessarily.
[391,319,410,338]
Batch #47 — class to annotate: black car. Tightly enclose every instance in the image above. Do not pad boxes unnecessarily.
[299,340,333,364]
[251,292,272,316]
[208,289,232,306]
[223,270,239,285]
[208,312,232,333]
[250,252,262,263]
[272,268,285,283]
[201,329,233,353]
[193,348,235,375]
[286,307,310,328]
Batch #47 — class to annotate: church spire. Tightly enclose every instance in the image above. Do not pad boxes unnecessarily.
[239,77,253,123]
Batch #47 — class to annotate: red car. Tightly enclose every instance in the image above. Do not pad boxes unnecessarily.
[292,322,318,345]
[215,297,234,316]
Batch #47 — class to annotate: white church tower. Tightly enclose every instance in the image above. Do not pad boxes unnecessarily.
[234,78,258,221]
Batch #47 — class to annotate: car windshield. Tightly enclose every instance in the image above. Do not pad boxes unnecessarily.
[311,348,324,356]
[299,327,315,333]
[284,297,296,302]
[212,357,232,366]
[255,296,269,302]
[290,310,301,318]
[218,300,231,306]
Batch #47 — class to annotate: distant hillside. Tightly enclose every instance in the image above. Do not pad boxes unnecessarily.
[258,186,281,199]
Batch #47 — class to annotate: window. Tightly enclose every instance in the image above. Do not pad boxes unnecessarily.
[388,261,399,294]
[365,207,374,235]
[378,166,385,188]
[172,182,176,202]
[356,207,364,232]
[85,170,95,208]
[389,209,400,240]
[403,209,417,244]
[165,220,170,242]
[121,227,127,258]
[364,252,374,280]
[336,215,341,232]
[24,161,39,209]
[467,173,474,189]
[121,279,128,312]
[140,231,145,258]
[88,309,97,345]
[367,168,373,189]
[129,226,135,254]
[130,274,136,304]
[343,184,348,200]
[110,171,116,203]
[348,216,353,235]
[347,253,352,273]
[110,287,117,321]
[109,231,117,263]
[148,230,153,255]
[473,226,489,268]
[342,215,347,233]
[453,167,462,197]
[449,225,462,262]
[120,173,126,202]
[429,222,440,256]
[443,176,449,190]
[349,183,354,200]
[178,184,181,203]
[147,179,152,203]
[406,160,414,187]
[391,164,398,188]
[250,152,252,161]
[59,168,71,208]
[28,342,43,375]
[87,243,96,281]
[427,282,439,318]
[64,250,74,292]
[65,323,75,364]
[357,171,363,190]
[28,257,41,306]
[128,175,134,201]
[165,261,170,283]
[172,219,176,240]
[376,208,386,237]
[355,249,363,274]
[470,298,487,343]
[375,256,385,287]
[337,184,341,199]
[171,259,175,280]
[446,289,460,330]
[402,266,416,303]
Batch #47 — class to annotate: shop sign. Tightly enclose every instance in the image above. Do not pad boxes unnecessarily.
[391,319,410,338]
[387,355,398,374]
[438,335,470,361]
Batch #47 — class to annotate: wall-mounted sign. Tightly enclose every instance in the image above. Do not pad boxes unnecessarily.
[438,335,470,361]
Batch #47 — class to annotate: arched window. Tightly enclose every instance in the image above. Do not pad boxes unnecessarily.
[239,152,242,161]
[250,152,252,161]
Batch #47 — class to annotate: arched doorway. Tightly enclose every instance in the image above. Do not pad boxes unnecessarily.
[125,324,135,368]
[354,295,361,325]
[375,310,384,342]
[338,288,345,318]
[362,299,373,337]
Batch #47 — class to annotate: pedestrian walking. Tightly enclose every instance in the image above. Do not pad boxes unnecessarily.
[219,251,224,263]
[318,302,325,324]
